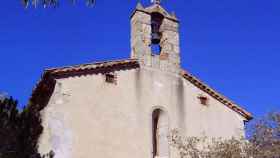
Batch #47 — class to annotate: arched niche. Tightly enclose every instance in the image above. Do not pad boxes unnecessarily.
[152,108,169,158]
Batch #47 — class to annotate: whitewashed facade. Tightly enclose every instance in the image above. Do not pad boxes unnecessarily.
[31,2,252,158]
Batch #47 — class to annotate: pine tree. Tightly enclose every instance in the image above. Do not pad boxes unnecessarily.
[0,97,54,158]
[0,97,20,158]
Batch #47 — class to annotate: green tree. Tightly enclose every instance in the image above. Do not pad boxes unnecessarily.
[0,97,20,158]
[0,97,54,158]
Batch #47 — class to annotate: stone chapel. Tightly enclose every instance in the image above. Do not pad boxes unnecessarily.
[30,1,252,158]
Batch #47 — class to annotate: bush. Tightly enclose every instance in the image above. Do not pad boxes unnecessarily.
[169,112,280,158]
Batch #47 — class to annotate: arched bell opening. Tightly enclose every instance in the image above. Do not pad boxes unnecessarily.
[150,12,164,55]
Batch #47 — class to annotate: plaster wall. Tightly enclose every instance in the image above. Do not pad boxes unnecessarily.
[38,67,245,158]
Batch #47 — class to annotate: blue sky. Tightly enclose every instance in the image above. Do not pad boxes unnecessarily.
[0,0,279,117]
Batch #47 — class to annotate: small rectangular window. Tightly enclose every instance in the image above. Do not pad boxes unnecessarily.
[198,96,209,106]
[105,73,116,84]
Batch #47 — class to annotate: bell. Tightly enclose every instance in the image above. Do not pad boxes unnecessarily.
[151,32,161,44]
[151,12,163,44]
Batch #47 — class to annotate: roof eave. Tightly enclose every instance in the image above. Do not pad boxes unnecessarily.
[180,70,253,121]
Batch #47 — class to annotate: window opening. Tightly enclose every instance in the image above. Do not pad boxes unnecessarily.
[198,95,209,106]
[105,73,116,84]
[151,43,162,55]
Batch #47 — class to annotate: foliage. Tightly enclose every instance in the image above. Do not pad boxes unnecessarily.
[0,97,20,158]
[169,112,280,158]
[0,97,54,158]
[248,112,280,158]
[22,0,96,8]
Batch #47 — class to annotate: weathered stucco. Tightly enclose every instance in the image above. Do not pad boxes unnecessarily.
[38,67,246,158]
[38,2,247,158]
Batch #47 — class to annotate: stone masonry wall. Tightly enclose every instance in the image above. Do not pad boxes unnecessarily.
[131,9,181,73]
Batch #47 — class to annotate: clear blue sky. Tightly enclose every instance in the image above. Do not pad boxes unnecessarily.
[0,0,279,117]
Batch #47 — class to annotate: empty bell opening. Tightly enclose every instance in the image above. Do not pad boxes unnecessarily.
[151,43,161,55]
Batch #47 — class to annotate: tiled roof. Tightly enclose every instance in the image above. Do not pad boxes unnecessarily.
[181,70,253,121]
[45,59,140,78]
[29,59,252,120]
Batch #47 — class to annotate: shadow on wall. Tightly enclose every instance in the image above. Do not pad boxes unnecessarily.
[176,78,186,130]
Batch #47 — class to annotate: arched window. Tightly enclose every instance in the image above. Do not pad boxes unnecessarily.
[152,109,169,158]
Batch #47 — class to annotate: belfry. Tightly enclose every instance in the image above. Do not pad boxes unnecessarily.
[131,1,180,73]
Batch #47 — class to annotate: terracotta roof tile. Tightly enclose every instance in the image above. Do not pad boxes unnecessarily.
[181,69,253,121]
[45,59,139,78]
